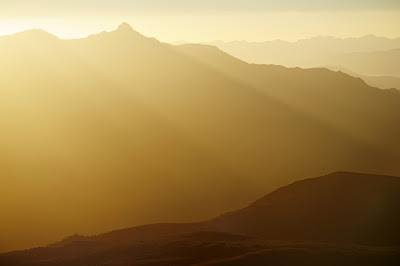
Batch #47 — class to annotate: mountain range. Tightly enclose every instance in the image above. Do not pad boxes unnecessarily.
[324,66,400,90]
[1,172,399,265]
[204,35,400,77]
[1,23,400,253]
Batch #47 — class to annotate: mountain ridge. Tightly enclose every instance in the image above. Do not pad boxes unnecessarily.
[1,23,400,253]
[1,171,399,265]
[45,171,400,247]
[202,34,400,76]
[0,28,59,40]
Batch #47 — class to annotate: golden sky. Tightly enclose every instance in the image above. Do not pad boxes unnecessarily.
[0,1,399,44]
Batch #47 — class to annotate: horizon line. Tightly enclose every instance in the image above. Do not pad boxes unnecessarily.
[2,23,400,44]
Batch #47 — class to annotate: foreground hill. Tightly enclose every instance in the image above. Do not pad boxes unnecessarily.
[1,23,400,252]
[1,172,399,265]
[210,172,400,244]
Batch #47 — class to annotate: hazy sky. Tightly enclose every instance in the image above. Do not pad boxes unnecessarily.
[0,0,399,42]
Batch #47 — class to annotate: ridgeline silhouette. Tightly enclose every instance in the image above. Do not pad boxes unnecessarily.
[205,35,400,76]
[1,172,399,265]
[1,23,400,252]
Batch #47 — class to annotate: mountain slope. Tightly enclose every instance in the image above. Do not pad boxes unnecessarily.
[48,172,400,245]
[210,172,400,244]
[1,24,400,252]
[177,43,400,158]
[1,172,399,265]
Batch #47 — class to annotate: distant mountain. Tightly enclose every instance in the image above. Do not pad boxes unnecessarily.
[386,88,400,95]
[1,24,400,253]
[203,35,400,76]
[330,49,400,76]
[1,172,399,265]
[0,28,59,41]
[325,66,400,90]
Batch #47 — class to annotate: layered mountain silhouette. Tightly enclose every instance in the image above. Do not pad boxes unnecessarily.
[331,49,400,76]
[1,172,399,265]
[205,35,400,77]
[1,23,400,252]
[325,66,400,90]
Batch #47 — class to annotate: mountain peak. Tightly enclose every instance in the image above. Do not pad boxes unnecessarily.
[114,22,148,40]
[85,22,151,42]
[117,22,133,32]
[1,28,59,41]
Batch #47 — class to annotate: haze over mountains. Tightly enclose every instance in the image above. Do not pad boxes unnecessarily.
[204,35,400,79]
[324,66,400,90]
[1,172,400,265]
[1,23,400,254]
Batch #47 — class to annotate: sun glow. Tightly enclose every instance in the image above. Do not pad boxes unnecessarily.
[0,10,399,42]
